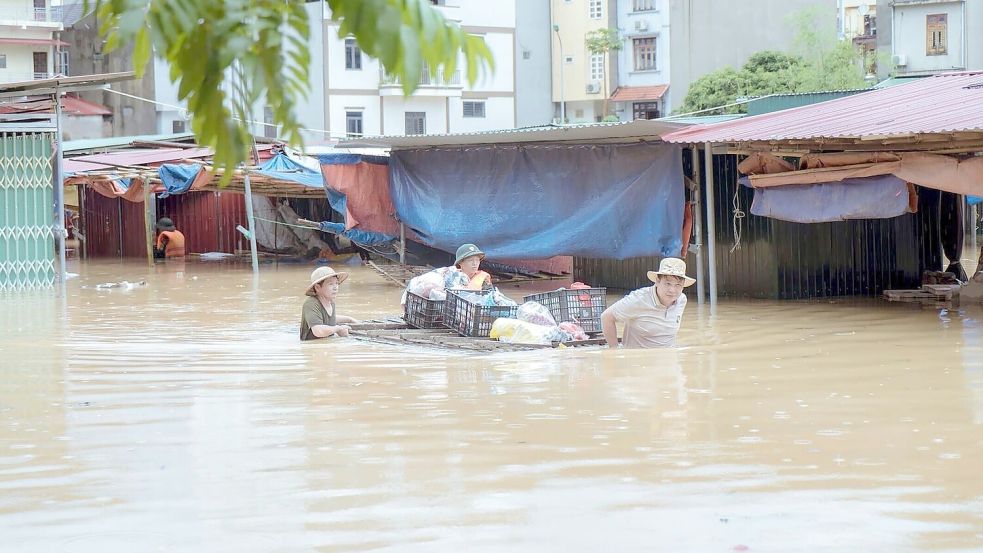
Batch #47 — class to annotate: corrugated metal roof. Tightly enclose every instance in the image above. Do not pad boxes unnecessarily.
[337,119,689,149]
[64,133,197,153]
[746,89,870,116]
[663,72,983,144]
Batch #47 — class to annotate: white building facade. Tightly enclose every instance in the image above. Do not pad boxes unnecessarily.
[612,0,671,121]
[322,0,519,140]
[0,0,64,84]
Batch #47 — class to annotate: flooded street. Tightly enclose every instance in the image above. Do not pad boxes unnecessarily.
[2,259,983,552]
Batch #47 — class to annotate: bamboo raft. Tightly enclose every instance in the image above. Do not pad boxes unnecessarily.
[349,319,607,352]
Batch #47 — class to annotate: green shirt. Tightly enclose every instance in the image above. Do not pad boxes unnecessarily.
[300,297,336,341]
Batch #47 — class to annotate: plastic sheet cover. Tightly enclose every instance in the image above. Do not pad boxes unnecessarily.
[157,164,202,198]
[742,175,913,223]
[389,143,684,259]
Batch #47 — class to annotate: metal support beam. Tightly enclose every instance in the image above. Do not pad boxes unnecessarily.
[703,142,718,312]
[53,91,66,285]
[243,172,259,272]
[692,146,705,306]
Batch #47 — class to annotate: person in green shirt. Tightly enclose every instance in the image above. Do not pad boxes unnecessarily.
[300,266,360,341]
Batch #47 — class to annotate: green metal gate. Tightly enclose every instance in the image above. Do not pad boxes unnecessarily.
[0,132,55,290]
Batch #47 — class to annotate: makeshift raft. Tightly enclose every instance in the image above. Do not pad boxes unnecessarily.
[349,318,607,352]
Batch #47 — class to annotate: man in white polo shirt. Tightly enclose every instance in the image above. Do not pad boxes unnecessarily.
[601,257,696,348]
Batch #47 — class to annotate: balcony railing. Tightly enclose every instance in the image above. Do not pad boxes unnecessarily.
[0,6,56,23]
[0,72,52,84]
[380,66,461,87]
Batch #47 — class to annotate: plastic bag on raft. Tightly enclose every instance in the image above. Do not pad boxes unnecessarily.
[517,301,557,327]
[490,318,555,346]
[406,270,445,300]
[557,321,589,341]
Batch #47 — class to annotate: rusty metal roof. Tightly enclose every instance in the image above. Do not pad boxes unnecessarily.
[662,72,983,144]
[610,85,669,102]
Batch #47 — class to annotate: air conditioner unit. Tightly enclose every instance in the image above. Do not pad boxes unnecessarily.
[893,54,908,66]
[634,20,649,32]
[586,82,601,94]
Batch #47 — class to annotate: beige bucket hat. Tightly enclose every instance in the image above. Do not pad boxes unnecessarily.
[647,257,696,287]
[305,266,349,296]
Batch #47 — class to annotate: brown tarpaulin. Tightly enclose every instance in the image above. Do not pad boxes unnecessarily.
[320,161,402,236]
[747,152,983,196]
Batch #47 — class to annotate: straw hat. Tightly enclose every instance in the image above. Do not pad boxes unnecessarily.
[454,243,485,266]
[305,266,349,296]
[647,257,696,287]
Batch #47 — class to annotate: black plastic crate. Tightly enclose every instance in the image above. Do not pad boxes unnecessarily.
[522,287,607,333]
[443,289,518,337]
[404,291,445,329]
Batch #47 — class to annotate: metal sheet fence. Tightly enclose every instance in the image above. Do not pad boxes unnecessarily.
[0,132,55,290]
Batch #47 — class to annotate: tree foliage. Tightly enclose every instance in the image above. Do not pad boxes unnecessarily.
[93,0,494,182]
[584,28,623,55]
[676,7,866,115]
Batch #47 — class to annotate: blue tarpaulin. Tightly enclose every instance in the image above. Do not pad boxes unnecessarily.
[389,143,684,259]
[317,221,396,246]
[157,164,202,198]
[742,175,912,223]
[257,153,324,188]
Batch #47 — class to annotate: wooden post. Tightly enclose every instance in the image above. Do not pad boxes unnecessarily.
[144,179,154,266]
[399,222,406,264]
[243,171,260,273]
[703,142,718,313]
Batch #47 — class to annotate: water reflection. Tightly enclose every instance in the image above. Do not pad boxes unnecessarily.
[0,260,981,552]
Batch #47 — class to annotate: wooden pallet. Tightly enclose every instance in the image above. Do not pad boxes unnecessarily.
[883,284,959,303]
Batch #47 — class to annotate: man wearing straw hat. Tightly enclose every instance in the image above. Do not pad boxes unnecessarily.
[601,257,696,348]
[300,266,360,341]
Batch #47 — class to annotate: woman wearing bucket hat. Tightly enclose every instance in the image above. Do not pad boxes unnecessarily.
[300,266,360,341]
[152,217,186,259]
[601,257,695,349]
[454,243,493,291]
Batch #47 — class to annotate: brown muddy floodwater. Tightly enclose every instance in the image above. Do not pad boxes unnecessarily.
[1,258,982,553]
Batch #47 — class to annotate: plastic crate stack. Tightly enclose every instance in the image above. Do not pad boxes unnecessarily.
[443,289,518,337]
[404,291,445,329]
[522,287,607,334]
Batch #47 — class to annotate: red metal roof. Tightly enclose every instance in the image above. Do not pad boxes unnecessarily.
[610,85,669,102]
[0,95,112,116]
[662,72,983,144]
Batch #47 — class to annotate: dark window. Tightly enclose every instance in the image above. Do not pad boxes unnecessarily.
[926,14,947,56]
[172,120,185,133]
[346,111,363,137]
[633,37,656,71]
[462,101,485,118]
[264,106,277,139]
[345,38,362,70]
[33,51,47,79]
[405,112,426,135]
[0,55,6,69]
[633,102,660,120]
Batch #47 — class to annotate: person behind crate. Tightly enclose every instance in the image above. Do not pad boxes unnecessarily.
[300,266,360,341]
[600,257,695,349]
[153,217,186,259]
[455,243,493,291]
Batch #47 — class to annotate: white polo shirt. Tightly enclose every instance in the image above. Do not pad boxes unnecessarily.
[608,286,687,348]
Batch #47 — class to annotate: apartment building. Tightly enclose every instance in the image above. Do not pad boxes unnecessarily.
[876,0,982,78]
[0,0,64,85]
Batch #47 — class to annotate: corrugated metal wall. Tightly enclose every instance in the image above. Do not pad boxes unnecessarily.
[156,191,247,255]
[81,187,147,259]
[705,154,941,299]
[575,152,944,298]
